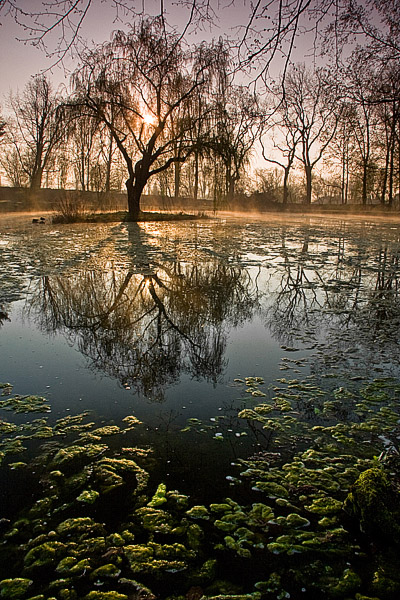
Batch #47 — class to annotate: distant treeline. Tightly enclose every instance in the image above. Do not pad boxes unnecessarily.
[0,187,215,214]
[1,186,398,217]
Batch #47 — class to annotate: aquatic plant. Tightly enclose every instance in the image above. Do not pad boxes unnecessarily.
[1,373,400,599]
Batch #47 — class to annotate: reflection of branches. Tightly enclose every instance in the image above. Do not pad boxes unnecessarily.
[264,233,400,364]
[0,305,10,327]
[267,255,323,344]
[27,225,259,400]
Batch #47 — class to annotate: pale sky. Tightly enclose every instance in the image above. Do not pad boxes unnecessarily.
[0,0,257,104]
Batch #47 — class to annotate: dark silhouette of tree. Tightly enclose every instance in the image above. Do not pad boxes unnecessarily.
[282,64,342,204]
[343,60,381,205]
[260,93,300,205]
[209,85,261,204]
[0,114,5,139]
[71,17,223,219]
[5,74,64,191]
[0,1,220,65]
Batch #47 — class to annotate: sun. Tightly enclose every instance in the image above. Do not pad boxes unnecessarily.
[142,113,155,125]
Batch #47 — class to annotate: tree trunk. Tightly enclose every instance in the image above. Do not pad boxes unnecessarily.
[226,175,235,204]
[126,177,142,221]
[174,160,180,200]
[30,166,43,191]
[105,134,113,193]
[341,146,347,205]
[388,137,395,206]
[283,167,289,204]
[193,152,199,202]
[305,164,312,204]
[362,161,368,205]
[380,135,390,205]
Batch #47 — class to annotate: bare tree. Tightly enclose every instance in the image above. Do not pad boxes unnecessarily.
[7,74,65,191]
[72,17,223,219]
[282,64,342,204]
[0,0,219,65]
[261,92,300,205]
[343,60,381,205]
[0,114,5,139]
[209,85,261,204]
[69,112,100,190]
[325,0,400,66]
[376,66,400,205]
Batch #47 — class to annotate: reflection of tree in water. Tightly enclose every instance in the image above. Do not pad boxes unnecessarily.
[0,305,10,327]
[265,231,400,370]
[28,224,258,400]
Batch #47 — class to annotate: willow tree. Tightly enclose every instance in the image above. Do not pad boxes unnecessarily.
[72,17,222,220]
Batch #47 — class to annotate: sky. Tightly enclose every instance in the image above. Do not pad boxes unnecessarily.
[0,0,257,104]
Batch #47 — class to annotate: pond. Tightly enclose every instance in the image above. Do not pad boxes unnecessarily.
[1,214,400,600]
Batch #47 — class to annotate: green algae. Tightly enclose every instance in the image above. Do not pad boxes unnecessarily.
[76,489,100,504]
[123,542,192,575]
[83,593,128,600]
[305,496,343,515]
[186,505,210,520]
[91,426,121,437]
[344,467,400,543]
[90,563,121,580]
[56,517,105,538]
[329,568,362,597]
[121,415,142,429]
[1,373,400,600]
[0,395,50,413]
[0,578,32,599]
[24,541,67,571]
[52,444,108,467]
[8,461,27,469]
[147,483,167,507]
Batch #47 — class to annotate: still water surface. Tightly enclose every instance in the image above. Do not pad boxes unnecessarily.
[1,215,400,506]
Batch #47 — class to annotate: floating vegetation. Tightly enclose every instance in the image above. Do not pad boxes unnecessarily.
[1,372,400,599]
[0,395,50,413]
